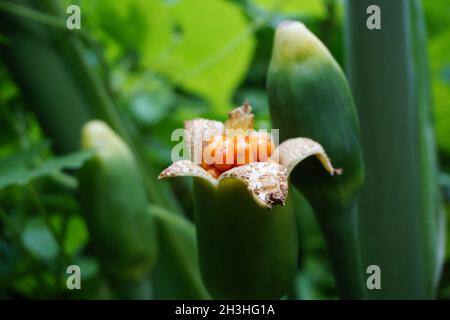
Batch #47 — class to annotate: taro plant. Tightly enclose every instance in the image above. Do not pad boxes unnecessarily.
[0,0,447,301]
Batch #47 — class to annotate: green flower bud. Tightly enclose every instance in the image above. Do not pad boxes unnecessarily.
[267,21,365,299]
[78,121,157,284]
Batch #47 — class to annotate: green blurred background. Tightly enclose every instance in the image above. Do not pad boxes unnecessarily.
[0,0,449,299]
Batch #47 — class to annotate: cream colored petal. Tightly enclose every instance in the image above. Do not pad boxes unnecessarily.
[223,101,254,131]
[219,162,288,209]
[158,160,218,186]
[184,119,223,163]
[272,138,342,176]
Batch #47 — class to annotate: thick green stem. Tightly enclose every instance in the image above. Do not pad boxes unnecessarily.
[314,200,364,299]
[344,0,443,299]
[150,205,210,300]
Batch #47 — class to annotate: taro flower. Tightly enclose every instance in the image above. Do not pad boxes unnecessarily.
[158,102,340,299]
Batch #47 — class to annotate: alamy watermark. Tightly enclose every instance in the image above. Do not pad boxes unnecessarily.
[66,265,81,290]
[367,5,381,30]
[366,265,381,290]
[66,5,81,30]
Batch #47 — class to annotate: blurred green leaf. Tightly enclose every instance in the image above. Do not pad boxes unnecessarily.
[50,214,89,257]
[0,68,19,144]
[82,0,150,54]
[129,93,170,126]
[75,256,100,280]
[0,148,94,189]
[10,274,39,295]
[251,0,327,18]
[85,0,255,113]
[0,70,18,102]
[143,0,256,113]
[122,75,176,127]
[422,0,450,36]
[21,217,59,261]
[64,215,89,257]
[0,109,16,145]
[0,32,9,45]
[429,32,450,156]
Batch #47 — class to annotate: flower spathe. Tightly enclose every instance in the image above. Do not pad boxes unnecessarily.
[159,102,341,209]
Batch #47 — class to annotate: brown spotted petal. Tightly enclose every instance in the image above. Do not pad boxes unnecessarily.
[184,119,223,163]
[158,160,218,186]
[272,138,342,176]
[219,162,288,209]
[223,101,254,131]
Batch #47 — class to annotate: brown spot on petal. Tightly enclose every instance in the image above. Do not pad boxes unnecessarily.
[219,162,288,209]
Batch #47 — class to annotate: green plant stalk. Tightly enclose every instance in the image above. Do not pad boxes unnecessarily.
[313,200,362,298]
[267,21,365,299]
[344,0,444,298]
[150,205,210,299]
[193,178,298,299]
[0,0,182,215]
[286,189,315,300]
